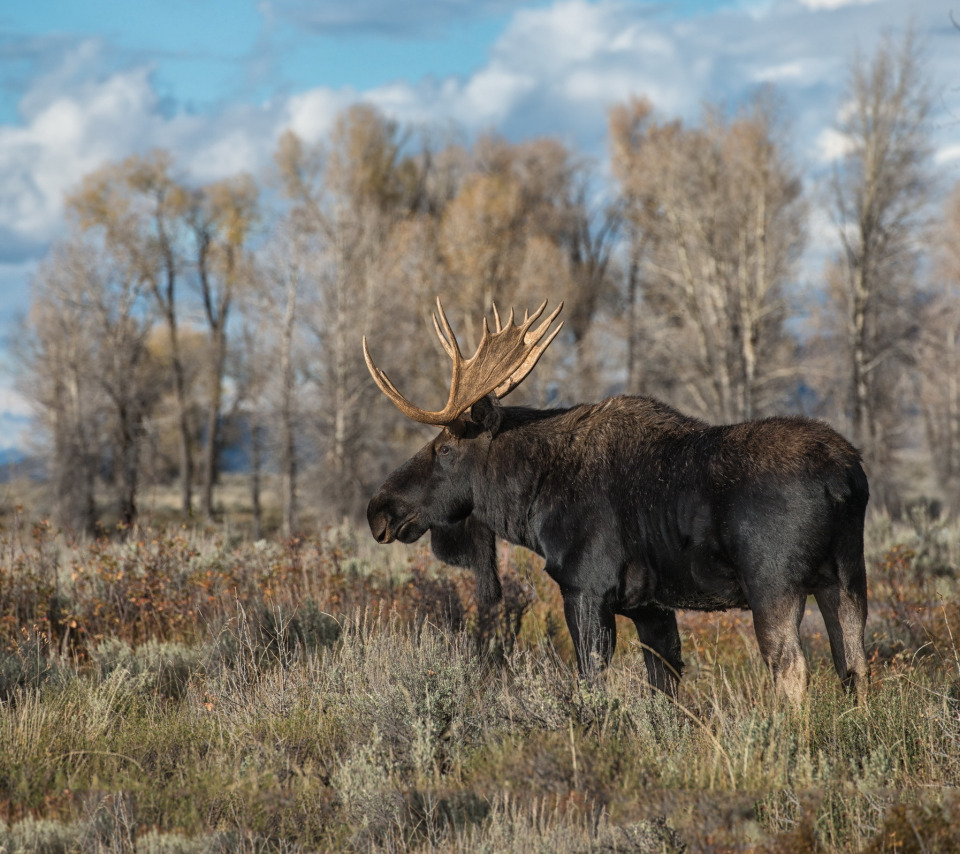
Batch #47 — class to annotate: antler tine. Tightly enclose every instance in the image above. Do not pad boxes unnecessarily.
[364,298,563,426]
[432,298,461,361]
[520,300,547,330]
[493,302,564,399]
[432,314,456,360]
[523,300,562,345]
[364,337,423,420]
[488,302,518,335]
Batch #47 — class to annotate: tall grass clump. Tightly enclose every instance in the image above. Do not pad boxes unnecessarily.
[0,513,957,850]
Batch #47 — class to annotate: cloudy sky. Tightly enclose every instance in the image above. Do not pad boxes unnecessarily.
[0,0,957,449]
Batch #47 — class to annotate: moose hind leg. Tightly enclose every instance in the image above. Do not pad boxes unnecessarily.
[752,593,808,706]
[626,605,683,698]
[814,577,868,704]
[562,591,616,678]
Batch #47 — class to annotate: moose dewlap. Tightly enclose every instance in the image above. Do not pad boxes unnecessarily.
[364,299,869,705]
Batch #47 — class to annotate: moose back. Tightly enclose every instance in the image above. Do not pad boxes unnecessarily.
[364,300,869,704]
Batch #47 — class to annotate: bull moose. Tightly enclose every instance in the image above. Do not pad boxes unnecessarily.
[364,300,869,704]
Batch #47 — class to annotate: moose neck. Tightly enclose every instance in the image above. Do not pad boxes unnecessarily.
[469,405,571,554]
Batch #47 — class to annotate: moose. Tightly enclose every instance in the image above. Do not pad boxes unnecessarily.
[364,300,869,704]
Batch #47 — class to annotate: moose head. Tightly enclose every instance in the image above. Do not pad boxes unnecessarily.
[364,298,562,546]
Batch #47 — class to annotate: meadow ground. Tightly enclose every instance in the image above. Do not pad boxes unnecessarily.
[0,502,958,853]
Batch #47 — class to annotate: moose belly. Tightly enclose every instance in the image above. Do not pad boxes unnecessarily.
[619,554,749,612]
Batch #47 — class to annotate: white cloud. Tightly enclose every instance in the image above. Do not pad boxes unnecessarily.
[459,66,538,125]
[353,0,713,149]
[286,88,354,142]
[752,61,805,82]
[0,386,31,420]
[0,55,160,249]
[935,144,960,165]
[497,0,614,69]
[815,128,854,162]
[0,416,31,452]
[0,41,297,257]
[189,127,272,181]
[0,374,33,451]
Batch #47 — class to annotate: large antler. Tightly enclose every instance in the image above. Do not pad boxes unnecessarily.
[363,298,563,426]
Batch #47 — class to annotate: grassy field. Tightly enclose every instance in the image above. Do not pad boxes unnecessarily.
[0,505,958,853]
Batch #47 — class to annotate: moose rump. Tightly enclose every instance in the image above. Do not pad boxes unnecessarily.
[364,300,869,705]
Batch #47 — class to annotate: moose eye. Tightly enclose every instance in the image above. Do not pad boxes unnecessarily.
[437,444,451,456]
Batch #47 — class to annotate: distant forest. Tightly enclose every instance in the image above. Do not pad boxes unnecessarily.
[14,30,960,533]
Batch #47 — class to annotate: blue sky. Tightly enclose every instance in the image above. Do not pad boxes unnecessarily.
[0,1,741,124]
[0,0,957,448]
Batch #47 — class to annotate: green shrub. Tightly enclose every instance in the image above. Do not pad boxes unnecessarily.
[91,638,199,701]
[0,631,62,701]
[0,816,86,853]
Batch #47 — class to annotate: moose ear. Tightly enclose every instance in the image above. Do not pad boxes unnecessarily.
[469,394,503,435]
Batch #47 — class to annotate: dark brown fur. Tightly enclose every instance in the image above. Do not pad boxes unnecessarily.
[368,394,869,703]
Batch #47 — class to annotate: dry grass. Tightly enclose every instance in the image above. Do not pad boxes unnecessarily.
[0,506,958,852]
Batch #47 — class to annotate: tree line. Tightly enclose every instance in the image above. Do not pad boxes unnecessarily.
[16,30,959,533]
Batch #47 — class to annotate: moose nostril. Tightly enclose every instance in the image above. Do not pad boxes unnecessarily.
[367,509,387,541]
[372,519,389,543]
[367,496,391,543]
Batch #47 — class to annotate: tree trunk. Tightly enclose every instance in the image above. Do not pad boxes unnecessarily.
[331,228,350,521]
[249,412,263,540]
[169,325,193,516]
[625,223,641,395]
[201,325,226,520]
[279,268,299,538]
[154,221,194,518]
[116,404,140,528]
[850,261,870,456]
[58,372,97,534]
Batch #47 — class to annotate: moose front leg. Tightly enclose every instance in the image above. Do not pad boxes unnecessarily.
[561,589,616,678]
[624,604,683,698]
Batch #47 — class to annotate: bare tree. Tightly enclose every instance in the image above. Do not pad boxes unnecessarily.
[67,151,198,515]
[274,107,423,520]
[610,90,806,422]
[609,97,654,394]
[232,315,269,539]
[917,183,960,511]
[20,241,159,529]
[20,250,101,532]
[434,134,614,402]
[241,220,310,537]
[825,29,932,498]
[188,175,259,520]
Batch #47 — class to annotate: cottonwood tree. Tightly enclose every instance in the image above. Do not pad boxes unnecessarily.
[67,151,198,515]
[609,96,654,393]
[435,134,614,402]
[240,220,311,537]
[187,175,259,520]
[438,136,573,314]
[917,183,960,511]
[21,248,101,532]
[138,326,205,496]
[610,90,805,422]
[21,241,159,528]
[230,300,274,539]
[274,106,424,520]
[824,29,932,497]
